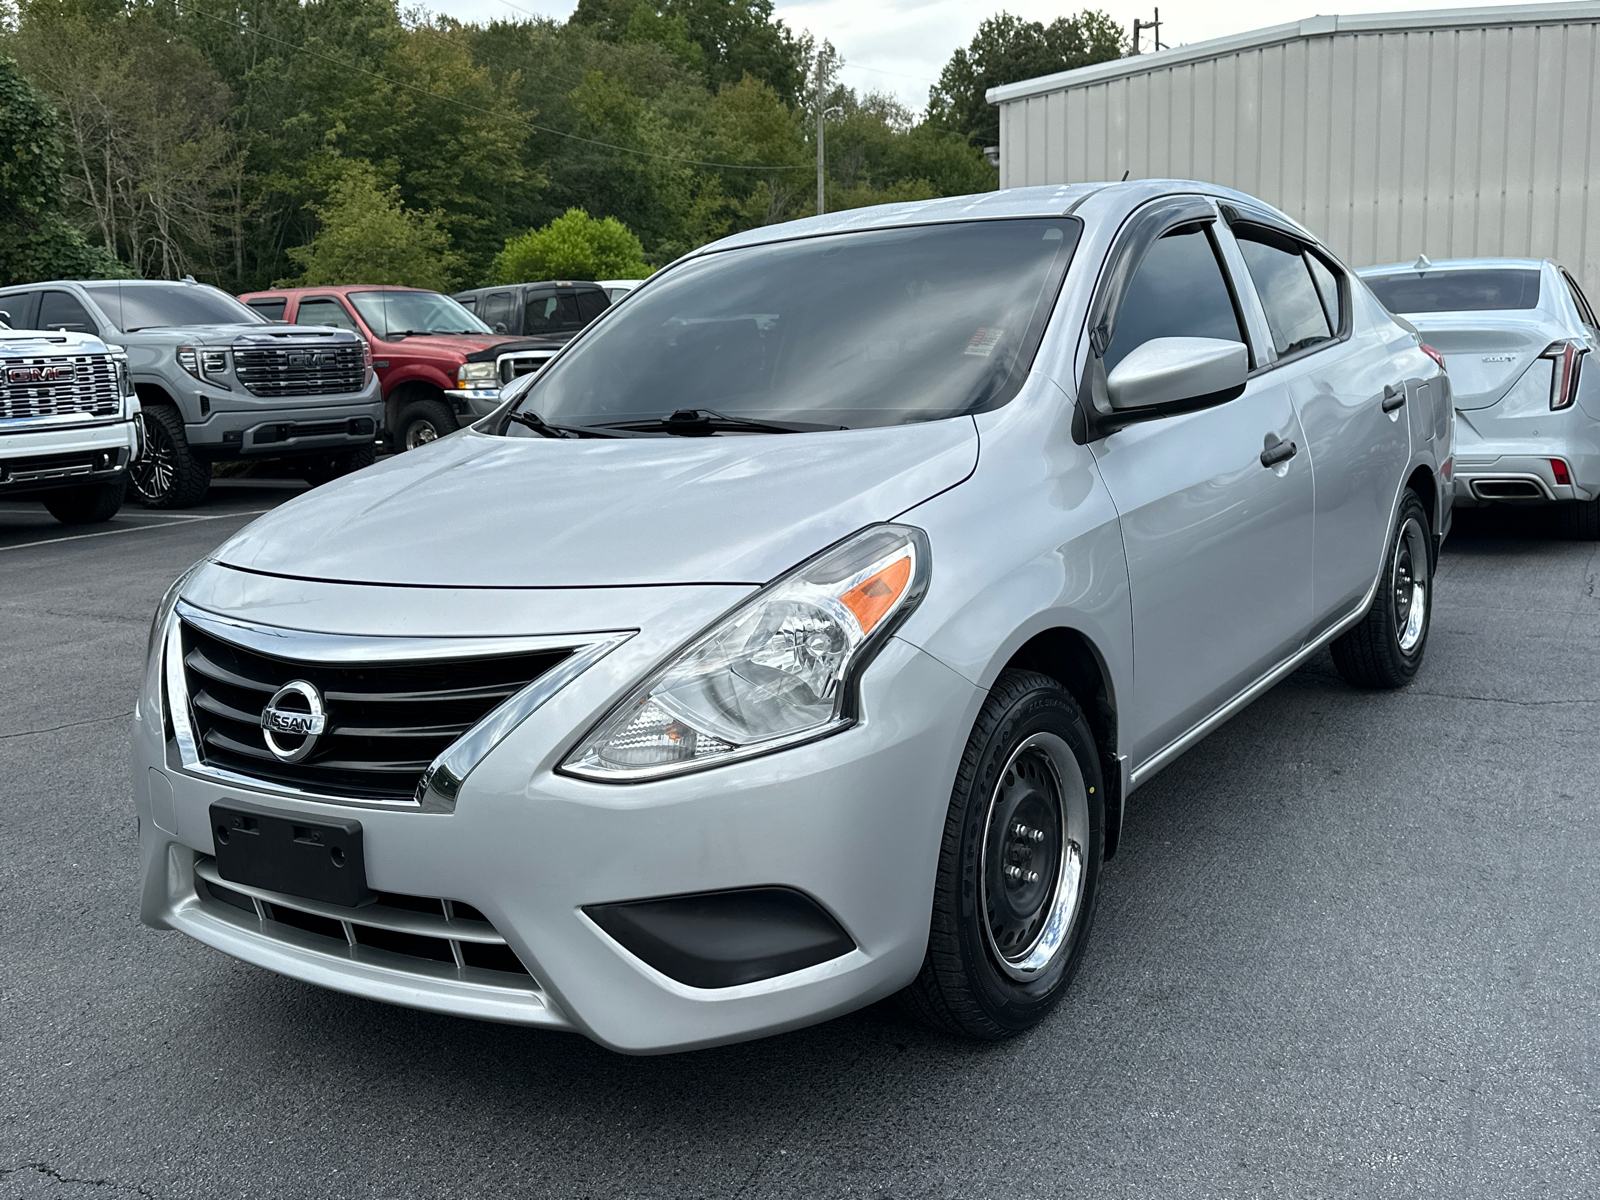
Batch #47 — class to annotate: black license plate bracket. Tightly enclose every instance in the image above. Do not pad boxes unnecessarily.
[209,800,374,908]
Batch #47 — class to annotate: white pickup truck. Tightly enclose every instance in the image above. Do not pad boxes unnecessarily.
[0,321,141,524]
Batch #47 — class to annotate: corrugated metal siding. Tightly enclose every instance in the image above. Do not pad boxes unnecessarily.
[997,18,1600,289]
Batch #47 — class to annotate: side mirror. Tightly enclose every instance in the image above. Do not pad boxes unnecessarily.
[1105,337,1249,411]
[494,322,508,334]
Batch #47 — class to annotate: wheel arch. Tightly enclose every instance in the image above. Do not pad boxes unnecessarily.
[999,626,1125,858]
[134,381,178,408]
[1405,462,1438,563]
[384,378,447,437]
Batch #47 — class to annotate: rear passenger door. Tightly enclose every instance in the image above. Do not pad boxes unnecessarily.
[1086,202,1315,767]
[1224,216,1411,630]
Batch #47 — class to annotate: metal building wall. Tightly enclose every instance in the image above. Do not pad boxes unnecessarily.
[994,7,1600,288]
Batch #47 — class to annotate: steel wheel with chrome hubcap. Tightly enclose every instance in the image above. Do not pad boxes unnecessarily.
[902,669,1104,1040]
[1332,489,1433,688]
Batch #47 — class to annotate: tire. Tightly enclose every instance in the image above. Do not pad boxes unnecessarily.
[900,669,1105,1040]
[299,443,377,488]
[130,406,210,508]
[394,398,457,451]
[42,477,126,525]
[1558,497,1600,540]
[1331,489,1433,689]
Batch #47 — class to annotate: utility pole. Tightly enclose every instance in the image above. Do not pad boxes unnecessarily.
[815,59,842,217]
[1132,8,1164,54]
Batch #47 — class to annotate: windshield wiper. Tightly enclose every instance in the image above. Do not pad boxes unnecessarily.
[598,408,842,436]
[505,410,617,439]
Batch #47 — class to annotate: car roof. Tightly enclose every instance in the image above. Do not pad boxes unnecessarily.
[452,281,601,296]
[690,180,1319,257]
[1358,257,1552,276]
[237,285,440,298]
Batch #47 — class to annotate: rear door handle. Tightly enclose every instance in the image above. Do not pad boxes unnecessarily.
[1260,436,1297,468]
[1382,382,1406,412]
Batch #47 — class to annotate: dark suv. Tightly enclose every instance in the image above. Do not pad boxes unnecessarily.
[451,281,609,339]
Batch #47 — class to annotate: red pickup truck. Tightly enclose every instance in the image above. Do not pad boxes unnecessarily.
[236,285,590,450]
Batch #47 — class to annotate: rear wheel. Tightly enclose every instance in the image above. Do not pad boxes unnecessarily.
[1558,497,1600,540]
[42,477,126,525]
[900,669,1104,1040]
[299,443,377,487]
[395,398,456,451]
[130,406,210,508]
[1331,489,1432,689]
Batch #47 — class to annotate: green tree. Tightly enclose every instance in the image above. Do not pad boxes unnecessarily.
[0,51,127,286]
[492,207,649,283]
[282,159,462,290]
[927,10,1126,147]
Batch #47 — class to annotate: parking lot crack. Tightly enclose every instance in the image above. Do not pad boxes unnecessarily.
[0,710,134,740]
[1408,690,1600,707]
[0,1163,156,1197]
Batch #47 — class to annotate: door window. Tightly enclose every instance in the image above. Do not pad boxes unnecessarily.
[247,297,287,321]
[1104,227,1246,373]
[294,297,359,333]
[1235,230,1335,358]
[0,291,38,329]
[1305,253,1345,333]
[38,290,99,336]
[575,290,609,324]
[479,291,515,332]
[524,292,582,333]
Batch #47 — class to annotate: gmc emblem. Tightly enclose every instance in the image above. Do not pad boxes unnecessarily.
[287,351,329,368]
[7,365,74,385]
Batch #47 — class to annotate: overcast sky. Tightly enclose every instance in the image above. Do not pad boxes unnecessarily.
[427,0,1509,111]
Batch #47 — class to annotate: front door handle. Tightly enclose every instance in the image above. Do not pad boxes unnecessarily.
[1382,382,1407,412]
[1260,435,1298,468]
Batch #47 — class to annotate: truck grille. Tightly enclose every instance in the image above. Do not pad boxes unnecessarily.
[178,619,571,802]
[234,343,366,397]
[0,354,120,422]
[498,352,554,384]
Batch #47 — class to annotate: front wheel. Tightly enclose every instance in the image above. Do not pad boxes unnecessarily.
[129,406,210,508]
[1331,489,1432,689]
[900,669,1104,1040]
[42,477,127,525]
[394,398,457,451]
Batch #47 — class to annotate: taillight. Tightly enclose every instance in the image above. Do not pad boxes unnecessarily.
[1551,458,1572,486]
[1419,343,1447,371]
[1541,341,1585,410]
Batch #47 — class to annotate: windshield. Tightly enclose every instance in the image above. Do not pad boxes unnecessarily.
[81,282,265,332]
[1365,268,1541,314]
[504,218,1080,433]
[348,290,491,337]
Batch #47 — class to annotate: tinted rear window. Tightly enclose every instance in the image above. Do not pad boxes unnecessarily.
[1365,269,1541,314]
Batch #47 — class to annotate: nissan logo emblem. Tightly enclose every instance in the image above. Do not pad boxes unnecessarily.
[260,680,328,763]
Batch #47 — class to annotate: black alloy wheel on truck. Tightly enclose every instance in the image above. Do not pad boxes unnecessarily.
[130,406,211,508]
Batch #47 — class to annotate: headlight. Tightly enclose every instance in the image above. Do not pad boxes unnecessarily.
[112,352,135,398]
[457,362,498,386]
[147,559,208,662]
[563,524,930,781]
[176,346,231,390]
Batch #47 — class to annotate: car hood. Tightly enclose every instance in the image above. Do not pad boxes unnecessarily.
[373,333,555,358]
[127,324,360,347]
[214,420,979,587]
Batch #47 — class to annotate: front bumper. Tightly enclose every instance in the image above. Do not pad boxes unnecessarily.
[131,585,980,1053]
[184,376,384,456]
[0,417,139,495]
[444,388,506,422]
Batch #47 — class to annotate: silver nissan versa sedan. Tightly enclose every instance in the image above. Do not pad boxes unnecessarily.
[133,182,1453,1053]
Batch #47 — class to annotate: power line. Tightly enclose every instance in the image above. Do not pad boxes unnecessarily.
[171,0,813,171]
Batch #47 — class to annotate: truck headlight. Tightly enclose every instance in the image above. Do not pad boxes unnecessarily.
[456,362,498,387]
[176,346,231,390]
[562,524,930,781]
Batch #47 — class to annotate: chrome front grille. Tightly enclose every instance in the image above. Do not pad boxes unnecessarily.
[193,856,538,984]
[234,343,366,396]
[178,618,572,803]
[497,351,554,384]
[0,354,120,421]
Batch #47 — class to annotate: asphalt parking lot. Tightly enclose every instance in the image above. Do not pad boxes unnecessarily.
[2,484,1597,1200]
